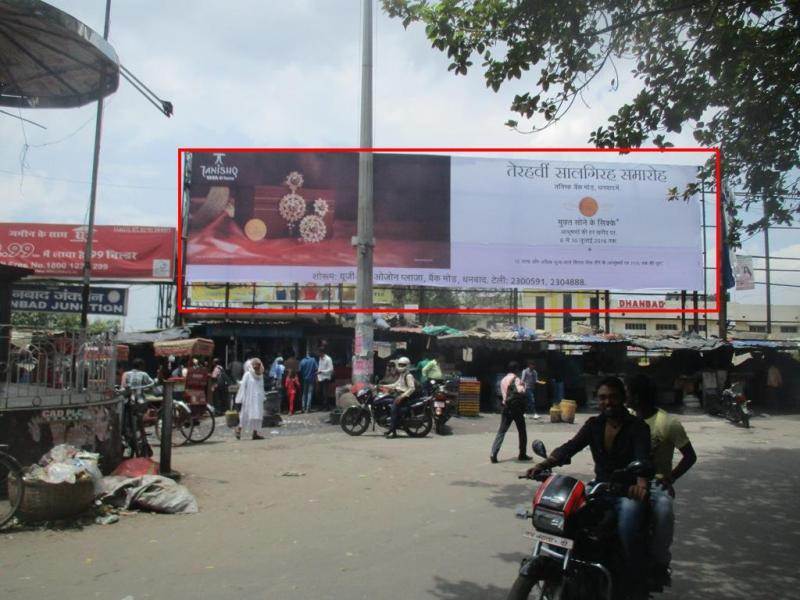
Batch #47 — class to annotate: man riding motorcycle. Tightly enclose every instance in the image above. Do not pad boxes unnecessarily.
[383,356,417,438]
[627,373,697,590]
[526,376,652,599]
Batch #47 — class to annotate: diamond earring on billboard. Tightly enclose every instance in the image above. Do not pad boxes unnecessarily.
[285,171,304,192]
[299,214,326,243]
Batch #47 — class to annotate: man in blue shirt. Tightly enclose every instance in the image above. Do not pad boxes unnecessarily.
[299,352,318,413]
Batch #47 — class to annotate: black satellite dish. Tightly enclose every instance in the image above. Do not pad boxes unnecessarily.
[0,0,119,109]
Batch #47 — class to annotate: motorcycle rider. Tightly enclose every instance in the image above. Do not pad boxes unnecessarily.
[628,373,697,589]
[383,356,417,438]
[526,376,651,599]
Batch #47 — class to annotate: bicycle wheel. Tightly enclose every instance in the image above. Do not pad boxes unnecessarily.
[186,405,215,443]
[155,405,192,447]
[0,452,24,529]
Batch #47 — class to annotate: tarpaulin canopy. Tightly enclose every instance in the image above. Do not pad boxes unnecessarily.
[153,338,214,358]
[116,327,192,345]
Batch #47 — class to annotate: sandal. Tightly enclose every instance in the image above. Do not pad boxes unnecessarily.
[234,428,241,440]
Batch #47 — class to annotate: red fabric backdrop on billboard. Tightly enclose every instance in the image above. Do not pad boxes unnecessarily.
[0,223,175,280]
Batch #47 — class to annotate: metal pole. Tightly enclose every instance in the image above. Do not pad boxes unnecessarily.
[680,290,686,331]
[604,290,610,333]
[718,185,728,339]
[353,0,374,385]
[159,379,175,477]
[763,199,772,334]
[177,152,191,326]
[79,0,112,337]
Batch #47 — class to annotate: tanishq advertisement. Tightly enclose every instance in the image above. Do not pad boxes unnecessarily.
[184,153,703,291]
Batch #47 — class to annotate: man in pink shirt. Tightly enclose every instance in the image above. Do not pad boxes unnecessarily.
[490,361,533,463]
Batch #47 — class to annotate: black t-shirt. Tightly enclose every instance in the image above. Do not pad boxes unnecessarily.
[551,412,651,482]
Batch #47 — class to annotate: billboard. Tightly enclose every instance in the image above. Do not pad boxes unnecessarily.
[12,284,128,316]
[184,152,702,291]
[0,223,175,280]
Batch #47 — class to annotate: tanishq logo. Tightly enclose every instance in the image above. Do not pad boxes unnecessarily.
[201,153,239,181]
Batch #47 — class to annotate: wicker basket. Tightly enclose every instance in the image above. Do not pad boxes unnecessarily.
[7,476,95,523]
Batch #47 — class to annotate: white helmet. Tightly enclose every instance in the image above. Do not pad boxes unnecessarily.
[395,357,411,372]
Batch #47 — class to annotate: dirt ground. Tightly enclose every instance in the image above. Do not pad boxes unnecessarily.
[2,411,799,600]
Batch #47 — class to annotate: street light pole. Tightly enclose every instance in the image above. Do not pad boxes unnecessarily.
[79,0,112,338]
[353,0,374,385]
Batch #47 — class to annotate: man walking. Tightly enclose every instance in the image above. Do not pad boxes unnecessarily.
[490,361,533,463]
[521,359,541,419]
[299,351,318,413]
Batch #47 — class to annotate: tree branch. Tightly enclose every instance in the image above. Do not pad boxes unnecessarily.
[578,1,707,38]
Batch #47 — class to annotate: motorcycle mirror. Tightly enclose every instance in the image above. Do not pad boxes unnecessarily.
[532,439,547,459]
[625,460,655,479]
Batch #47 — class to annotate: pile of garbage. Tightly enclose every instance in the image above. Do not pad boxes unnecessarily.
[10,445,198,529]
[25,444,104,492]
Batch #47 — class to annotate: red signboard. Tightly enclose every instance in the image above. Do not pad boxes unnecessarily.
[0,223,175,280]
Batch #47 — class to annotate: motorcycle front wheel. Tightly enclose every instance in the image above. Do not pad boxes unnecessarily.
[340,407,370,436]
[740,407,751,428]
[507,577,564,600]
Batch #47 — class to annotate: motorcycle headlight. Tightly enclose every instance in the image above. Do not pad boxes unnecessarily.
[533,507,565,535]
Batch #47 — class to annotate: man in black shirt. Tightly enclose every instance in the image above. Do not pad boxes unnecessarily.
[527,376,651,599]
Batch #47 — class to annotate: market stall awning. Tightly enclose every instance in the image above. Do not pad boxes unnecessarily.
[0,0,120,109]
[153,338,214,358]
[627,334,726,352]
[116,326,193,345]
[731,339,800,350]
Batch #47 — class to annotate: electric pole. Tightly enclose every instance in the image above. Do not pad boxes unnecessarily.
[79,0,112,339]
[353,0,374,384]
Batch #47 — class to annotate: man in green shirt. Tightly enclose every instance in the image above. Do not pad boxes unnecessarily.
[628,373,697,589]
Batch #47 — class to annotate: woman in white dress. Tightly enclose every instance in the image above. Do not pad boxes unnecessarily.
[234,358,265,440]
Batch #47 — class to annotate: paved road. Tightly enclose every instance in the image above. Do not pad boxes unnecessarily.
[1,411,798,600]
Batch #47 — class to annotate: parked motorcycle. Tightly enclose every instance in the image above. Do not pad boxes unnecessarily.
[507,440,658,600]
[708,384,753,427]
[711,384,752,428]
[425,378,458,434]
[340,384,433,438]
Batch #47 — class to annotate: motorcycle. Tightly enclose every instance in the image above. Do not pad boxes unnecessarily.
[425,378,458,435]
[507,440,658,600]
[715,384,752,428]
[340,384,433,438]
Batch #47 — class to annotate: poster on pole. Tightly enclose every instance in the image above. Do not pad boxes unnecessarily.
[0,224,175,280]
[734,255,755,291]
[184,152,702,291]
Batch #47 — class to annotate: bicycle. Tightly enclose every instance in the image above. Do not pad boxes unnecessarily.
[118,383,157,458]
[0,444,24,529]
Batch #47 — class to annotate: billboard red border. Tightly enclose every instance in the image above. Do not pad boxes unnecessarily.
[177,147,720,316]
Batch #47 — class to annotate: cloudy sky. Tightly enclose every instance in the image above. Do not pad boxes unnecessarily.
[1,0,796,330]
